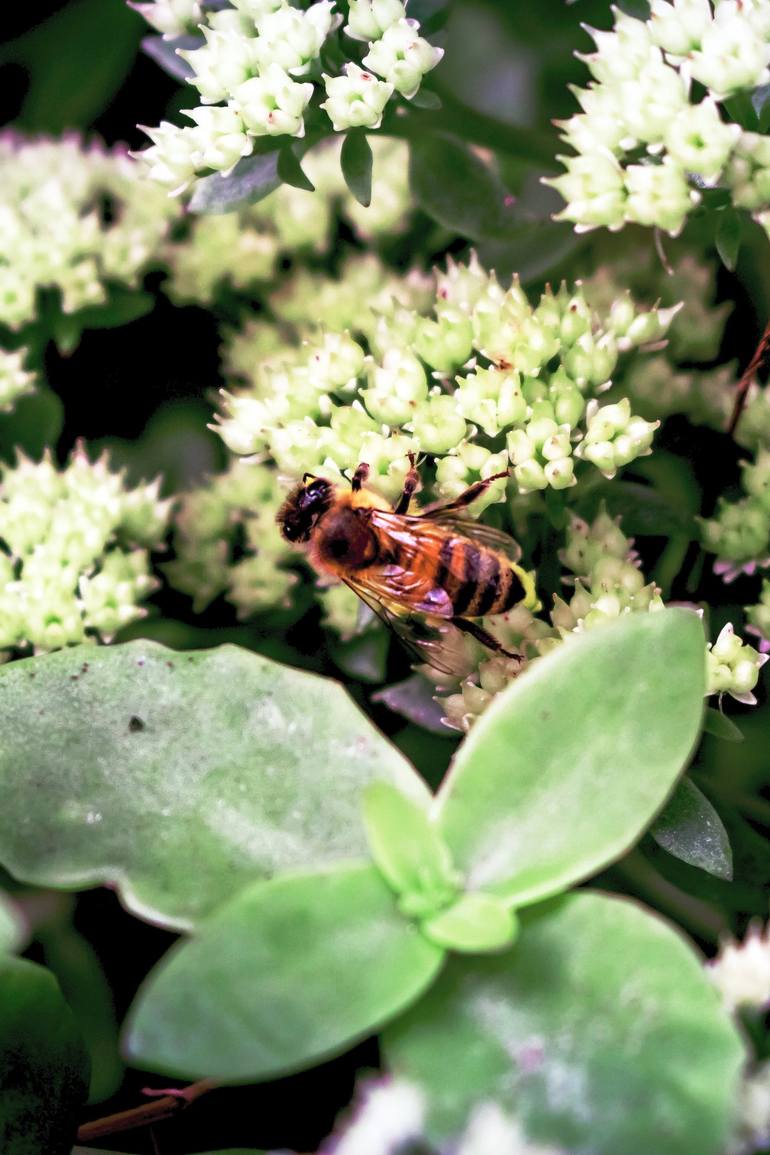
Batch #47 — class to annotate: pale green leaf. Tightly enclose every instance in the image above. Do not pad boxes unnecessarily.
[435,610,706,905]
[0,958,89,1155]
[650,777,733,880]
[363,782,458,916]
[422,893,518,954]
[125,861,444,1081]
[0,641,428,930]
[384,892,745,1154]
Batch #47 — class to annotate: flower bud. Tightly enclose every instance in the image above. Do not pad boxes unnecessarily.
[183,105,252,172]
[345,0,406,41]
[409,395,467,454]
[321,64,393,131]
[665,100,740,183]
[231,65,314,137]
[648,0,712,55]
[130,0,203,37]
[413,307,474,373]
[362,18,444,99]
[179,29,255,104]
[361,348,428,425]
[251,2,338,76]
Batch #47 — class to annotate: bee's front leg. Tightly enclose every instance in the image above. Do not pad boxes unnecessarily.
[351,461,370,492]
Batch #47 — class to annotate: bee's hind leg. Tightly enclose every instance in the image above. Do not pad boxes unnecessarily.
[424,470,509,516]
[452,617,522,663]
[393,452,420,514]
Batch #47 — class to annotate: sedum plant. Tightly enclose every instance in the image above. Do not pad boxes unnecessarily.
[548,0,770,244]
[0,611,748,1154]
[133,0,443,204]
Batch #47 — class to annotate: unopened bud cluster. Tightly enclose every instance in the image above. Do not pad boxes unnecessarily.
[0,447,171,654]
[548,1,770,237]
[134,0,442,195]
[0,132,178,332]
[164,136,411,303]
[0,348,36,413]
[701,450,770,580]
[581,238,734,429]
[438,510,664,730]
[215,254,667,506]
[440,510,758,731]
[705,622,767,704]
[165,459,297,617]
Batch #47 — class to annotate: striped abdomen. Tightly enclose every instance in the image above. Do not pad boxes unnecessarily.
[391,534,526,619]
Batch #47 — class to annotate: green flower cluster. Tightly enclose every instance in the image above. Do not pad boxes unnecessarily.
[548,0,770,237]
[215,254,669,505]
[438,510,663,731]
[701,450,770,579]
[134,0,442,195]
[705,622,767,704]
[164,458,297,616]
[580,237,735,429]
[164,136,411,303]
[0,131,178,331]
[439,510,763,731]
[0,348,36,413]
[0,447,171,654]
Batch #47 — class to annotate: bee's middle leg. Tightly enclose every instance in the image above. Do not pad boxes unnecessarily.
[452,617,522,662]
[424,470,509,515]
[393,452,420,514]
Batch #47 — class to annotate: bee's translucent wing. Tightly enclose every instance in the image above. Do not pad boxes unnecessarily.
[342,575,473,678]
[418,509,522,562]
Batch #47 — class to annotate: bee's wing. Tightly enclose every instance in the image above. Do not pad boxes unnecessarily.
[342,574,473,678]
[419,508,523,563]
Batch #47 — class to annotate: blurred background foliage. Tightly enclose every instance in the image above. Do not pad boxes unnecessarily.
[1,1,770,1151]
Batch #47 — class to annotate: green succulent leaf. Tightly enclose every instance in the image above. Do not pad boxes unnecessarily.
[435,610,706,906]
[363,782,458,916]
[141,33,201,82]
[703,706,744,742]
[189,151,283,214]
[409,134,515,240]
[277,146,316,192]
[0,641,429,930]
[383,891,745,1154]
[650,777,733,880]
[0,958,90,1155]
[125,861,444,1081]
[341,132,373,207]
[0,895,23,955]
[715,208,743,272]
[422,893,519,954]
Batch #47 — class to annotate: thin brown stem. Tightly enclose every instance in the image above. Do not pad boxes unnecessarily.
[727,317,770,437]
[76,1079,217,1142]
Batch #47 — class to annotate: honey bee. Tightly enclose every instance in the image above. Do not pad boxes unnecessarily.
[277,454,538,675]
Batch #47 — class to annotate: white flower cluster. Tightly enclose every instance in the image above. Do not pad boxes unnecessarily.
[548,0,770,237]
[0,132,178,331]
[312,1076,563,1155]
[215,253,667,505]
[0,446,171,654]
[708,921,770,1012]
[440,510,761,731]
[134,0,442,195]
[0,348,36,413]
[163,136,411,303]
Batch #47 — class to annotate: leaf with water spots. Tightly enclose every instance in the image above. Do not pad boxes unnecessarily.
[0,641,428,930]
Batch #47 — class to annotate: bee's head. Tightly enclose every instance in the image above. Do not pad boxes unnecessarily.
[277,475,334,543]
